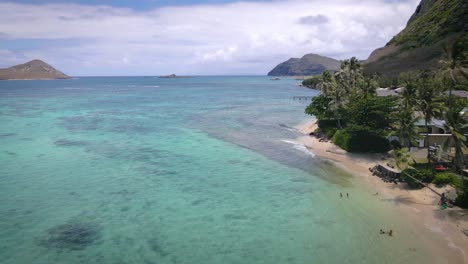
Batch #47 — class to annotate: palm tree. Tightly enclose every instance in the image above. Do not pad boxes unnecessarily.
[318,58,367,129]
[393,148,412,170]
[348,57,361,94]
[439,36,468,106]
[393,108,421,150]
[357,75,378,98]
[399,72,418,109]
[335,57,363,96]
[320,70,345,129]
[416,76,446,158]
[443,106,468,181]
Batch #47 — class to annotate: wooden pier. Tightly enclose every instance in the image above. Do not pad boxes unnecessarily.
[293,96,314,100]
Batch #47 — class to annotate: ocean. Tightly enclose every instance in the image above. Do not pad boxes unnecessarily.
[0,76,431,263]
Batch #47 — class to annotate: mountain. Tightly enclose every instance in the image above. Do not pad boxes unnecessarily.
[363,0,468,78]
[0,60,71,80]
[268,54,340,76]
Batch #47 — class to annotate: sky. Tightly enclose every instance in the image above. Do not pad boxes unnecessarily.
[0,0,420,76]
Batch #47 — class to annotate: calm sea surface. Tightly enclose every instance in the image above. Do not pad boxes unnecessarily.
[0,76,431,263]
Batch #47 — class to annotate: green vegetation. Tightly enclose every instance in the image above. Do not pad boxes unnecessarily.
[332,129,391,153]
[455,183,468,208]
[345,96,396,134]
[363,0,467,80]
[432,172,461,187]
[302,75,322,89]
[305,96,332,120]
[306,51,468,205]
[392,109,420,150]
[402,167,433,189]
[390,0,466,48]
[332,96,396,152]
[305,58,395,153]
[438,35,468,105]
[443,105,468,175]
[416,74,446,159]
[393,148,412,170]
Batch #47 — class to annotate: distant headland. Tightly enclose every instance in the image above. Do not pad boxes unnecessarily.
[0,60,71,80]
[267,54,340,76]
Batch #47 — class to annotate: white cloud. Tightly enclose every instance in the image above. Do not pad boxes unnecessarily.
[0,0,420,75]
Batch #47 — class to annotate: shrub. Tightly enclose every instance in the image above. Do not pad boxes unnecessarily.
[317,119,339,139]
[326,128,337,139]
[402,168,434,189]
[418,168,434,183]
[455,181,468,208]
[432,173,452,186]
[332,129,390,153]
[318,119,337,131]
[432,172,460,187]
[305,95,334,120]
[332,130,351,150]
[390,139,402,149]
[302,76,322,88]
[455,191,468,208]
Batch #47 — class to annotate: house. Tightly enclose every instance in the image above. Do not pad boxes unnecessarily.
[376,87,404,97]
[447,90,468,99]
[461,107,468,120]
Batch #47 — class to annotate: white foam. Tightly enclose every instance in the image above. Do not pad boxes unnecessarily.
[281,139,315,157]
[424,222,444,234]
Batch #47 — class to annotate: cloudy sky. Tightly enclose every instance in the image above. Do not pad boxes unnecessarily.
[0,0,420,76]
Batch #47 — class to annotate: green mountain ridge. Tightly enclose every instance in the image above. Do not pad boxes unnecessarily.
[364,0,468,78]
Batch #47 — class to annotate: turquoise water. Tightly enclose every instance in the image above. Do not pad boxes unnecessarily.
[1,77,431,263]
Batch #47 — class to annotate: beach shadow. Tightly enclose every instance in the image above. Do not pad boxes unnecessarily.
[380,195,415,206]
[380,194,435,207]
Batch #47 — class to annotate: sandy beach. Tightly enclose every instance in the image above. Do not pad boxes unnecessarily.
[295,120,468,264]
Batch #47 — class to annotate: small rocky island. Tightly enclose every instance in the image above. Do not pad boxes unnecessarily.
[158,74,178,78]
[158,74,191,78]
[0,59,71,80]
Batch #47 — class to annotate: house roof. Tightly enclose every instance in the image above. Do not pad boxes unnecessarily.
[446,90,468,98]
[376,87,404,97]
[414,112,445,128]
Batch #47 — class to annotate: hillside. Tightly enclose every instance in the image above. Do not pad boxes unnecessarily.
[268,54,340,76]
[0,60,70,80]
[364,0,468,78]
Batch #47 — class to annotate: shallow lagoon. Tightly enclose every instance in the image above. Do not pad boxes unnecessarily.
[0,77,431,263]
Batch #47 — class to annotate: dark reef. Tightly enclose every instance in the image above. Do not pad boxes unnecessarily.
[38,222,101,250]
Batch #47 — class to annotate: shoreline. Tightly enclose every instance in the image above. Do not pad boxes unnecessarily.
[294,120,468,264]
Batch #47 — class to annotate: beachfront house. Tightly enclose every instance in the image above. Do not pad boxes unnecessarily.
[377,88,467,165]
[376,87,403,97]
[448,90,468,99]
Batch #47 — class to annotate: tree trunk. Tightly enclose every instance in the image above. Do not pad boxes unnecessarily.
[426,119,431,163]
[449,70,455,108]
[336,118,342,129]
[455,142,465,186]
